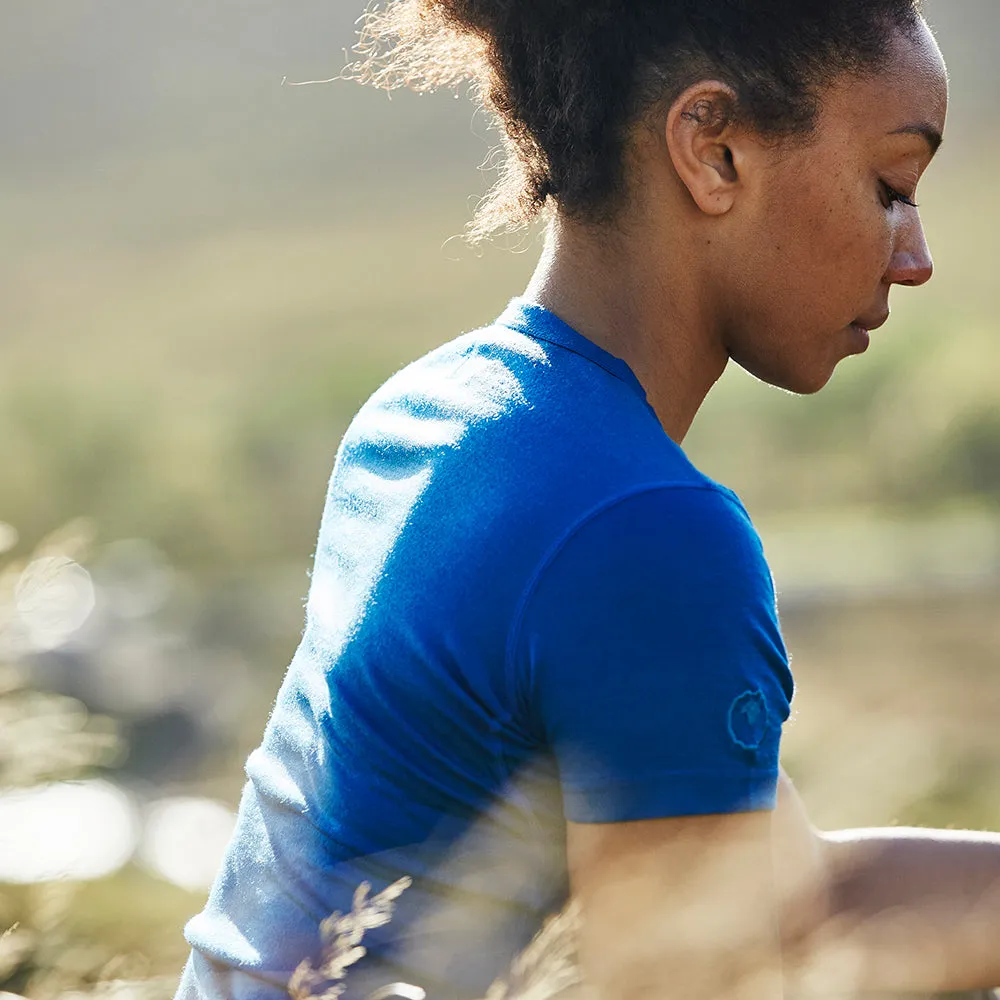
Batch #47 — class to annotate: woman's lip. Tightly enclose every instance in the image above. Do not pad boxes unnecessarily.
[853,314,890,333]
[849,323,872,351]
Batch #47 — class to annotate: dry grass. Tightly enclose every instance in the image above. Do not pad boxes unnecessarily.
[288,879,413,1000]
[286,880,585,1000]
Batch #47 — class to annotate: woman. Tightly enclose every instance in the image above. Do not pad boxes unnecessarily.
[176,3,1000,999]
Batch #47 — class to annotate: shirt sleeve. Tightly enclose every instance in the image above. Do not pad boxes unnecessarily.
[513,485,793,824]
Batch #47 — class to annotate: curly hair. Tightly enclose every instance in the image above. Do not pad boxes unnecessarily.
[348,0,924,240]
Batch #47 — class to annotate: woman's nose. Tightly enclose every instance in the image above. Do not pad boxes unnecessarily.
[886,216,934,287]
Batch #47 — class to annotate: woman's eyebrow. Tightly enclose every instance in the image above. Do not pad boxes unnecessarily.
[889,123,944,156]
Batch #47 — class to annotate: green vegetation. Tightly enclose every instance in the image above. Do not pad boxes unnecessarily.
[3,158,999,569]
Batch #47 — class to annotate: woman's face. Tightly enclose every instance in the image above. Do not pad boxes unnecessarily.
[721,19,949,394]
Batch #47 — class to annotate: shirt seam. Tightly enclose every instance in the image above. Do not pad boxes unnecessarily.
[565,767,779,789]
[503,321,635,388]
[496,307,648,405]
[503,481,751,735]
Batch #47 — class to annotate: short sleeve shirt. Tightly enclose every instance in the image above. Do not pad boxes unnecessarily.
[177,299,793,1000]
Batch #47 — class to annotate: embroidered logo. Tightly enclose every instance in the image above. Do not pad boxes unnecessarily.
[728,688,769,751]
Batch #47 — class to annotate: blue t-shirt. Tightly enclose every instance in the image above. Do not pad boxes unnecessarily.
[177,299,793,1000]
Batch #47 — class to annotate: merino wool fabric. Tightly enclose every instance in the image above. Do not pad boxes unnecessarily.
[176,300,794,1000]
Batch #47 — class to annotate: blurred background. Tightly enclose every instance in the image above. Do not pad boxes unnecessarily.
[0,1,998,995]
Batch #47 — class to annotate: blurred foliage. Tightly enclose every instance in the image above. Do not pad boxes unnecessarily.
[0,873,198,1000]
[2,178,999,575]
[0,675,118,790]
[0,523,119,789]
[0,529,197,999]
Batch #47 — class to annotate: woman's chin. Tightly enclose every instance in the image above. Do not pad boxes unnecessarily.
[733,320,875,395]
[778,370,836,396]
[735,355,838,396]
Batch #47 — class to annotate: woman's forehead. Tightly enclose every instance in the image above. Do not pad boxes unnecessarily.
[823,24,948,145]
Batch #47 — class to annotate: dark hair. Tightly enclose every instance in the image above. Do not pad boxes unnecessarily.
[350,0,924,239]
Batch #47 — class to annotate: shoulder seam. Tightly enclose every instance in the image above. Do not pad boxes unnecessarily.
[503,481,743,724]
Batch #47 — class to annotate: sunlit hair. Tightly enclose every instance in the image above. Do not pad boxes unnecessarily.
[348,0,924,240]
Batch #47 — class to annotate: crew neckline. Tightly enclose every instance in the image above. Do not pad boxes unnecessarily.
[496,298,652,407]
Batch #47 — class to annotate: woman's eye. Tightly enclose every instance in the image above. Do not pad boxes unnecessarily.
[880,181,919,210]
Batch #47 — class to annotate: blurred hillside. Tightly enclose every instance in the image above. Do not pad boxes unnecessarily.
[2,0,998,176]
[1,1,999,560]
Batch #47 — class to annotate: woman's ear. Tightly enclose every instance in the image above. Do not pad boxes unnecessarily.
[665,81,746,216]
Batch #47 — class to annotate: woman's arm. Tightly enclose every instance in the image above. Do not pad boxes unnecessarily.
[567,811,783,1000]
[532,488,793,1000]
[568,771,1000,1000]
[777,771,1000,995]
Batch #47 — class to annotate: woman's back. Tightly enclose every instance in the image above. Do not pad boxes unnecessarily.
[178,300,790,999]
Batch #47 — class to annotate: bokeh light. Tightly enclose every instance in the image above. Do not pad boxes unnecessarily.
[0,780,136,884]
[138,797,236,893]
[15,557,95,652]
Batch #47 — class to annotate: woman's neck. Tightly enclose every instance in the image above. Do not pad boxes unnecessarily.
[523,213,729,444]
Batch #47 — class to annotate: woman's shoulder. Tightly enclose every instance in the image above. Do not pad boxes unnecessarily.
[325,311,740,575]
[343,309,694,480]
